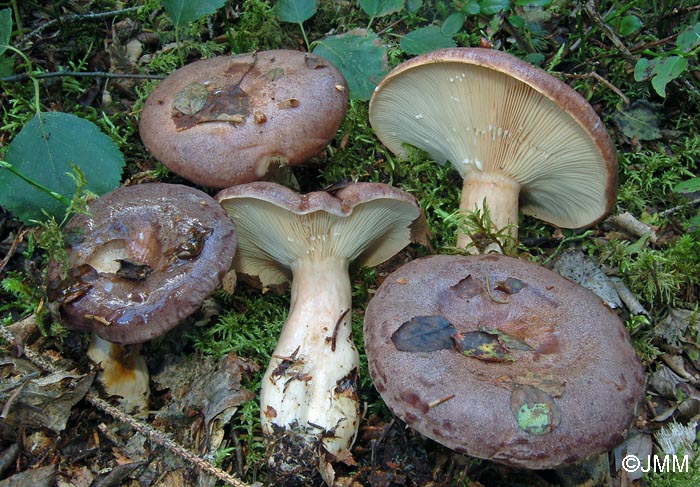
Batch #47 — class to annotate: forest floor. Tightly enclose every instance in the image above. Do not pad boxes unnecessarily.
[1,1,700,486]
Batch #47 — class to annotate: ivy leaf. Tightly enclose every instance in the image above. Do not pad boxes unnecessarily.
[275,0,318,24]
[359,0,405,19]
[162,0,226,27]
[313,29,389,100]
[0,8,11,55]
[400,25,456,55]
[0,112,124,224]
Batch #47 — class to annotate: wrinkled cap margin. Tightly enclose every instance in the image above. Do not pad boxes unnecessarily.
[47,183,237,345]
[216,181,427,288]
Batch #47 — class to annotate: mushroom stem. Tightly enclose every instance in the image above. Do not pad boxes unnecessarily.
[87,333,149,415]
[261,256,359,475]
[457,171,521,253]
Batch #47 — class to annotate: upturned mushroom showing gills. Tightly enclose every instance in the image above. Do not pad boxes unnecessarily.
[140,49,349,188]
[364,254,645,469]
[216,181,426,484]
[369,48,617,252]
[47,183,237,414]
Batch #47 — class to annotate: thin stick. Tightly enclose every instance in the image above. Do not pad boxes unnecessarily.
[562,72,630,105]
[1,71,165,83]
[19,7,141,47]
[0,228,28,276]
[0,325,251,487]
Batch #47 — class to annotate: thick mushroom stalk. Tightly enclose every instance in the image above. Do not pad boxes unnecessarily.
[262,257,359,468]
[216,182,426,484]
[369,48,617,253]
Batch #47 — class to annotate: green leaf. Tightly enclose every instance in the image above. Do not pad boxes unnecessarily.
[406,0,423,12]
[613,102,662,141]
[0,8,12,55]
[674,178,700,195]
[479,0,510,16]
[677,22,700,52]
[649,56,687,97]
[461,0,481,15]
[633,57,651,82]
[359,0,405,19]
[162,0,226,27]
[400,25,457,55]
[515,0,551,6]
[0,112,124,224]
[0,53,13,77]
[442,12,465,36]
[275,0,318,24]
[618,15,642,36]
[312,29,389,101]
[688,211,700,233]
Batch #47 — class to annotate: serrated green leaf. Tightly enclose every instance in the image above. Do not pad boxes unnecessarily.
[677,22,700,52]
[275,0,318,24]
[674,178,700,195]
[359,0,405,19]
[0,112,124,224]
[0,8,12,56]
[400,26,456,55]
[479,0,510,16]
[313,29,388,101]
[162,0,226,27]
[650,56,687,97]
[442,12,465,36]
[618,15,642,36]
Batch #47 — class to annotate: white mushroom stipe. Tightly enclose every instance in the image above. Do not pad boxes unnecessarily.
[216,182,425,485]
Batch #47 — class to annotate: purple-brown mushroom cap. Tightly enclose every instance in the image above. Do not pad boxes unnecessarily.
[364,254,645,469]
[47,183,237,345]
[140,50,349,188]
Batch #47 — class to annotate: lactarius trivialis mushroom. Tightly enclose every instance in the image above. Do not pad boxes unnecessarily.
[364,253,645,469]
[369,48,617,252]
[47,183,237,413]
[140,50,349,188]
[216,181,426,484]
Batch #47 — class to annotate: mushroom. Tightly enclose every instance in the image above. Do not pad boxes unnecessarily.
[140,50,349,188]
[369,48,617,252]
[215,181,426,484]
[363,253,645,469]
[47,183,237,413]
